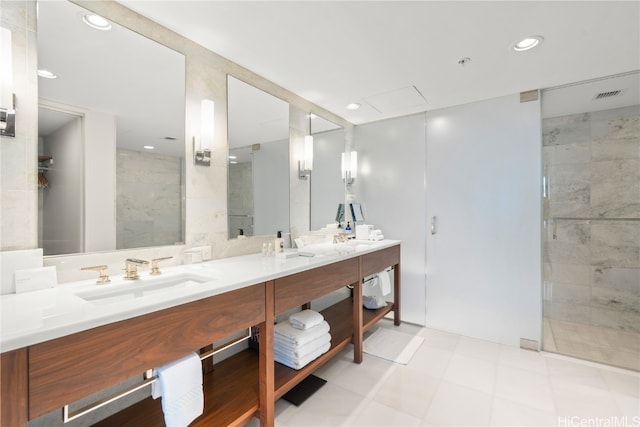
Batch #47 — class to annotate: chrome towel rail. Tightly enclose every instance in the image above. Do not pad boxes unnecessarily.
[62,329,252,423]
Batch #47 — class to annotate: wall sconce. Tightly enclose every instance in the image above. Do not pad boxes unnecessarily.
[342,151,357,185]
[194,99,214,166]
[0,27,16,138]
[298,115,314,180]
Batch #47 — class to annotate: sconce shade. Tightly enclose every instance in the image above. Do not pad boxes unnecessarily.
[341,151,357,184]
[304,135,314,170]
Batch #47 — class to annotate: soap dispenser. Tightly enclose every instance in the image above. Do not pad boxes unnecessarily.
[237,228,246,240]
[274,231,284,254]
[345,222,352,233]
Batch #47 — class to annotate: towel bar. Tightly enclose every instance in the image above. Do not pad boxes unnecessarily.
[62,328,252,423]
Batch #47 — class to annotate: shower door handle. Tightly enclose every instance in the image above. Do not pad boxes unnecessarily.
[430,216,437,235]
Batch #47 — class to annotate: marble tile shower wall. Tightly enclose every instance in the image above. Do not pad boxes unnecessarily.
[116,149,182,249]
[542,105,640,334]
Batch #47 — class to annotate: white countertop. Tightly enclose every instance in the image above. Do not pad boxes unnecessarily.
[1,240,399,352]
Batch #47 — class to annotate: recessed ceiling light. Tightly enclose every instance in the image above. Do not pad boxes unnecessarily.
[346,103,361,110]
[513,36,543,52]
[143,145,155,150]
[82,14,112,31]
[228,155,237,160]
[37,69,57,79]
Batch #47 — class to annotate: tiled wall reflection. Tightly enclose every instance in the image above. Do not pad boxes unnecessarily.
[542,105,639,370]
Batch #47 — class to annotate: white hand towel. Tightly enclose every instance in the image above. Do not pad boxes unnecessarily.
[274,320,330,347]
[289,309,324,330]
[152,352,203,427]
[274,341,331,370]
[376,270,391,296]
[274,333,331,359]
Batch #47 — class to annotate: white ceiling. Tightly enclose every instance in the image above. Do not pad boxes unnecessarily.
[118,1,640,125]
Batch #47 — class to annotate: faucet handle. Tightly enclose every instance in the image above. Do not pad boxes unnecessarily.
[150,256,173,276]
[81,265,110,285]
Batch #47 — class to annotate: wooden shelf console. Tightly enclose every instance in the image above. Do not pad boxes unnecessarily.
[1,243,400,427]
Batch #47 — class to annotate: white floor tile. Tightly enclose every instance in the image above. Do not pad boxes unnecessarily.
[443,353,497,394]
[351,399,422,427]
[419,328,461,352]
[490,396,558,426]
[423,380,493,426]
[405,344,455,379]
[494,365,555,411]
[498,345,548,375]
[600,369,640,398]
[276,382,369,427]
[373,365,441,419]
[454,336,501,364]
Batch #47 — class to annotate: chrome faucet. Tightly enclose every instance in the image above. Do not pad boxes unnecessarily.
[124,258,149,280]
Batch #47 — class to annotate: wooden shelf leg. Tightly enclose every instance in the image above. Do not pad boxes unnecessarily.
[353,258,364,364]
[393,261,401,326]
[259,280,275,427]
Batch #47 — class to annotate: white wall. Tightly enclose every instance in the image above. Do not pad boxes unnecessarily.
[425,94,542,347]
[41,117,83,255]
[84,110,117,252]
[353,113,427,325]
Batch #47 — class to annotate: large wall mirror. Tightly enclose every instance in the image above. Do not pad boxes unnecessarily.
[310,116,344,230]
[227,76,290,239]
[37,0,186,256]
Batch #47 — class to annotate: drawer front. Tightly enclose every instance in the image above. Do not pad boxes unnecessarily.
[29,283,265,419]
[274,259,358,314]
[361,245,400,277]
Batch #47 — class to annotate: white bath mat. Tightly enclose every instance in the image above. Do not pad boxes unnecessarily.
[363,327,424,364]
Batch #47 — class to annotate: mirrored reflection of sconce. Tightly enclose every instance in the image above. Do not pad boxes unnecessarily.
[194,99,214,166]
[342,151,357,185]
[298,115,314,180]
[0,27,16,138]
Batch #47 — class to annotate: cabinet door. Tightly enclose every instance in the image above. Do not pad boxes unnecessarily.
[274,259,358,314]
[29,284,266,418]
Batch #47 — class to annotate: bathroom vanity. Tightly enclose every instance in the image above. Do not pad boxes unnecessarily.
[0,241,400,427]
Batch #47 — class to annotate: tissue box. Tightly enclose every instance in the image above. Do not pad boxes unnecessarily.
[356,224,373,240]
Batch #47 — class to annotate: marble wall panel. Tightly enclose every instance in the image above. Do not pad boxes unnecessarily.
[543,262,591,286]
[592,266,640,295]
[116,149,182,249]
[543,113,591,146]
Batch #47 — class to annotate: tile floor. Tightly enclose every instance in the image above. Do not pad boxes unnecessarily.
[544,318,640,371]
[248,319,640,427]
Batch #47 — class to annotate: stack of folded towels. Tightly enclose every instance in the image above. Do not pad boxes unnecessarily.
[274,309,331,370]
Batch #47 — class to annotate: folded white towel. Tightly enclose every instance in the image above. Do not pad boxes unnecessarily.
[274,320,330,347]
[152,352,203,427]
[275,333,331,359]
[289,309,324,330]
[275,341,331,370]
[377,270,391,296]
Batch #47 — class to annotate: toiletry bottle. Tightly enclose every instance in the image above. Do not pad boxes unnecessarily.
[345,222,352,233]
[262,243,268,256]
[274,231,284,254]
[237,228,246,240]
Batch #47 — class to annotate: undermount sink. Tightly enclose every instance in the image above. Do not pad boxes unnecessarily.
[75,273,212,305]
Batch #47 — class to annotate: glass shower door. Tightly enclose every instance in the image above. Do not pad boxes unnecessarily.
[541,72,640,371]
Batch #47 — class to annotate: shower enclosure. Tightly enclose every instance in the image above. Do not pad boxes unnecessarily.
[541,72,639,371]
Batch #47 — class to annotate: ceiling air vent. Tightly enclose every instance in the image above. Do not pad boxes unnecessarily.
[593,89,623,100]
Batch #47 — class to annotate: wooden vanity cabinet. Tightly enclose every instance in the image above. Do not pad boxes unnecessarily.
[28,283,269,425]
[1,243,400,427]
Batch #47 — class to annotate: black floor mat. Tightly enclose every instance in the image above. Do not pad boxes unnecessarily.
[281,374,327,406]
